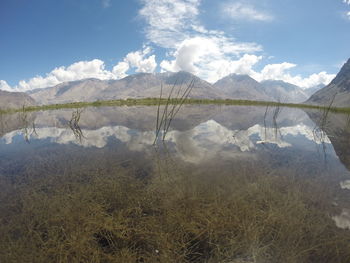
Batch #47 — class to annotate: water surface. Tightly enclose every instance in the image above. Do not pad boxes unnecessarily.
[1,105,350,262]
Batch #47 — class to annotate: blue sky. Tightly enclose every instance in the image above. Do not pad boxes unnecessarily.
[0,0,350,91]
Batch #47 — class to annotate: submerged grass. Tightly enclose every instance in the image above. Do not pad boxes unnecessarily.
[1,94,350,262]
[0,159,349,263]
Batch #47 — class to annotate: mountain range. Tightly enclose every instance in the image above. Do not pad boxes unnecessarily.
[28,71,226,105]
[27,71,315,105]
[0,90,36,110]
[307,58,350,107]
[3,60,350,109]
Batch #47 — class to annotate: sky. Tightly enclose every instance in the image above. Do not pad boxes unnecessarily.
[0,0,350,92]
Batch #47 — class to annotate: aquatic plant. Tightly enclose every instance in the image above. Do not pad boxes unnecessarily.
[68,109,85,143]
[272,103,282,140]
[319,92,337,130]
[19,105,37,143]
[154,79,194,143]
[312,93,338,163]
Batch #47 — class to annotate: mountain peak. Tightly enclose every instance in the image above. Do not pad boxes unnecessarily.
[307,58,350,107]
[160,71,205,85]
[329,58,350,87]
[213,73,271,101]
[226,73,256,82]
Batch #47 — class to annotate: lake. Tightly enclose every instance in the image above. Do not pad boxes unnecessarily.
[1,104,350,262]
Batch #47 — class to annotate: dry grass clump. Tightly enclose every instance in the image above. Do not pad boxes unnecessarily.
[0,162,349,263]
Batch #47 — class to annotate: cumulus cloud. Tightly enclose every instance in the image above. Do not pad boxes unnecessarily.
[139,0,261,52]
[1,0,336,92]
[160,40,334,88]
[295,72,335,88]
[13,59,116,92]
[112,62,129,79]
[343,0,350,19]
[110,46,158,79]
[139,0,262,83]
[140,0,333,88]
[256,62,296,80]
[1,47,157,92]
[124,47,157,73]
[222,2,273,22]
[251,63,335,89]
[161,44,262,83]
[112,47,157,78]
[160,35,334,86]
[0,80,12,92]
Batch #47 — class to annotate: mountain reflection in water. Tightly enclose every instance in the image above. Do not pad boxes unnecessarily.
[0,106,343,168]
[1,105,350,262]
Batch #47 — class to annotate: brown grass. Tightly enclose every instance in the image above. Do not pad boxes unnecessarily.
[0,160,349,263]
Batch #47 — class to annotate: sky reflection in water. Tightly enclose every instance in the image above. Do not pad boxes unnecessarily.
[1,105,350,229]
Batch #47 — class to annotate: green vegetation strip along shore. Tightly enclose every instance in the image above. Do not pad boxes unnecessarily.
[1,98,350,114]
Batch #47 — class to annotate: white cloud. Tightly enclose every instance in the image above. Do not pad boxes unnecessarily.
[13,59,115,92]
[139,0,201,48]
[2,116,330,163]
[212,54,262,78]
[343,0,350,19]
[1,47,157,92]
[222,2,273,22]
[0,0,336,93]
[140,0,334,88]
[251,63,335,89]
[160,37,221,74]
[112,62,129,79]
[139,0,261,52]
[254,62,296,81]
[160,41,334,88]
[111,47,157,78]
[297,72,335,88]
[140,0,262,83]
[0,80,12,92]
[124,47,157,73]
[161,45,262,83]
[111,48,157,78]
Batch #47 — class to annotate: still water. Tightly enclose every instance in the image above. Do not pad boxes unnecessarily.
[1,105,350,262]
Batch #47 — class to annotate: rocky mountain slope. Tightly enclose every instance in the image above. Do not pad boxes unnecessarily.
[29,72,227,105]
[0,90,36,110]
[260,80,308,103]
[214,74,309,103]
[307,58,350,107]
[28,71,313,105]
[213,74,271,101]
[304,84,324,97]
